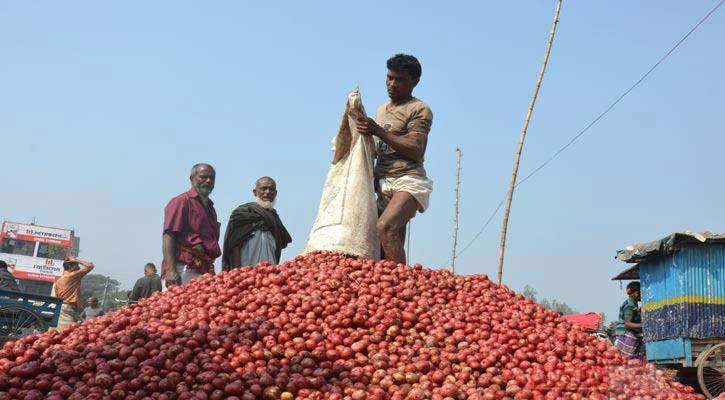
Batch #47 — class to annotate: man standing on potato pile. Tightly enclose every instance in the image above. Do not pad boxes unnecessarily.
[221,176,292,270]
[162,163,221,287]
[356,54,433,264]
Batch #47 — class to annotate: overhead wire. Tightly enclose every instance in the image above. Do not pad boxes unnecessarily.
[450,0,725,262]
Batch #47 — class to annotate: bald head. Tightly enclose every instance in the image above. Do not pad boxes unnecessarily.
[255,176,276,188]
[253,176,277,205]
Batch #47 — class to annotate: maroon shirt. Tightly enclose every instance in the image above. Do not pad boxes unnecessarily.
[163,188,221,275]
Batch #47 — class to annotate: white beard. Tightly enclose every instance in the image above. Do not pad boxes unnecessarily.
[255,197,275,210]
[195,184,213,199]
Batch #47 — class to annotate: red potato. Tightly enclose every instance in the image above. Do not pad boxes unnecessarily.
[0,252,707,399]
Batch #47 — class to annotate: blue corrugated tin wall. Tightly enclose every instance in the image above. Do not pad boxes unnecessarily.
[640,244,725,342]
[640,252,679,341]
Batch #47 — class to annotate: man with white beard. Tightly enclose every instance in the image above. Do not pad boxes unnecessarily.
[162,163,221,287]
[222,177,292,270]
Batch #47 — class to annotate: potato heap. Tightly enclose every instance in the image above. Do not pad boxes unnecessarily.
[0,252,706,399]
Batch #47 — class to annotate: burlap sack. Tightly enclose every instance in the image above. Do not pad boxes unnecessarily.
[304,88,380,260]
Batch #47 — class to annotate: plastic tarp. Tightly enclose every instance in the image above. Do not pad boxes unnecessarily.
[561,313,602,331]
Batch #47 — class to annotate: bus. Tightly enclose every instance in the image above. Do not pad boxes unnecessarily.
[0,221,80,295]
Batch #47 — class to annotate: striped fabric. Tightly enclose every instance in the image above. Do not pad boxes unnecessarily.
[616,330,644,360]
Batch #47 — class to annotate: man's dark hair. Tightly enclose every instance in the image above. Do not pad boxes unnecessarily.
[144,263,156,272]
[0,261,7,269]
[627,281,640,292]
[387,54,422,80]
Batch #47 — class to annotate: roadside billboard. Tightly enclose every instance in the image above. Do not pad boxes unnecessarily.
[0,221,73,283]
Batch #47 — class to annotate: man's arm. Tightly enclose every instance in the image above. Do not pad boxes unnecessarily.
[624,317,642,331]
[622,304,642,331]
[67,257,95,277]
[129,280,141,301]
[162,232,181,286]
[163,195,190,287]
[356,117,428,162]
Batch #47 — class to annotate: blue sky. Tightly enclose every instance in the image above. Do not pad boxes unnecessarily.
[1,1,723,321]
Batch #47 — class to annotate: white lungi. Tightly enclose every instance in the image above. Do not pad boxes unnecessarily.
[377,175,434,213]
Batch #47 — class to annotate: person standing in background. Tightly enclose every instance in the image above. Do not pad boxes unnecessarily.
[0,261,19,291]
[54,256,94,329]
[129,263,162,301]
[615,281,645,361]
[80,296,105,321]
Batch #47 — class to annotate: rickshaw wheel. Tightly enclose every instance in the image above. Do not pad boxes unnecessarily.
[0,305,47,345]
[697,342,725,399]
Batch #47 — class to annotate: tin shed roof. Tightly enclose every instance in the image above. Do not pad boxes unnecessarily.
[615,231,725,264]
[612,230,725,280]
[611,264,640,280]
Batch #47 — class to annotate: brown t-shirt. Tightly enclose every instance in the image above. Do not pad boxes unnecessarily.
[54,266,93,309]
[374,97,433,178]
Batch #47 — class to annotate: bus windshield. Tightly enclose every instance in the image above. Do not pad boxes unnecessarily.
[0,238,36,257]
[36,243,68,260]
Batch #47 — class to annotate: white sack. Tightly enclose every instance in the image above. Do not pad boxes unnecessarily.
[304,88,380,260]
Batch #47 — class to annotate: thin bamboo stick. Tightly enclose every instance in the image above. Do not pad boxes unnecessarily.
[451,148,462,273]
[497,0,563,285]
[406,222,411,265]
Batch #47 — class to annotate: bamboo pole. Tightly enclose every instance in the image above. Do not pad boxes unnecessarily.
[406,222,411,265]
[497,0,563,285]
[451,148,462,273]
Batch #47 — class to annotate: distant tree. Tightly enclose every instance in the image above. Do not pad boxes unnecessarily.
[523,285,577,315]
[105,290,129,312]
[542,299,577,316]
[522,285,537,302]
[80,274,126,311]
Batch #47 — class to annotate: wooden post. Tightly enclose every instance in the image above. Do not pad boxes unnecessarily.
[100,275,110,309]
[497,0,563,285]
[451,148,462,273]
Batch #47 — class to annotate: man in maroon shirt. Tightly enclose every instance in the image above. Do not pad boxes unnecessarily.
[162,163,221,287]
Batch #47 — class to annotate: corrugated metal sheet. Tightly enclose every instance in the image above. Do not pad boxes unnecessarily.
[640,243,725,342]
[617,231,725,263]
[612,264,639,280]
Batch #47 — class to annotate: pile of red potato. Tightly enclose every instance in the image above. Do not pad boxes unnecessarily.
[0,252,707,399]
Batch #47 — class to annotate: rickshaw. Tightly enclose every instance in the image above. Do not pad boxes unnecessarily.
[0,289,62,345]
